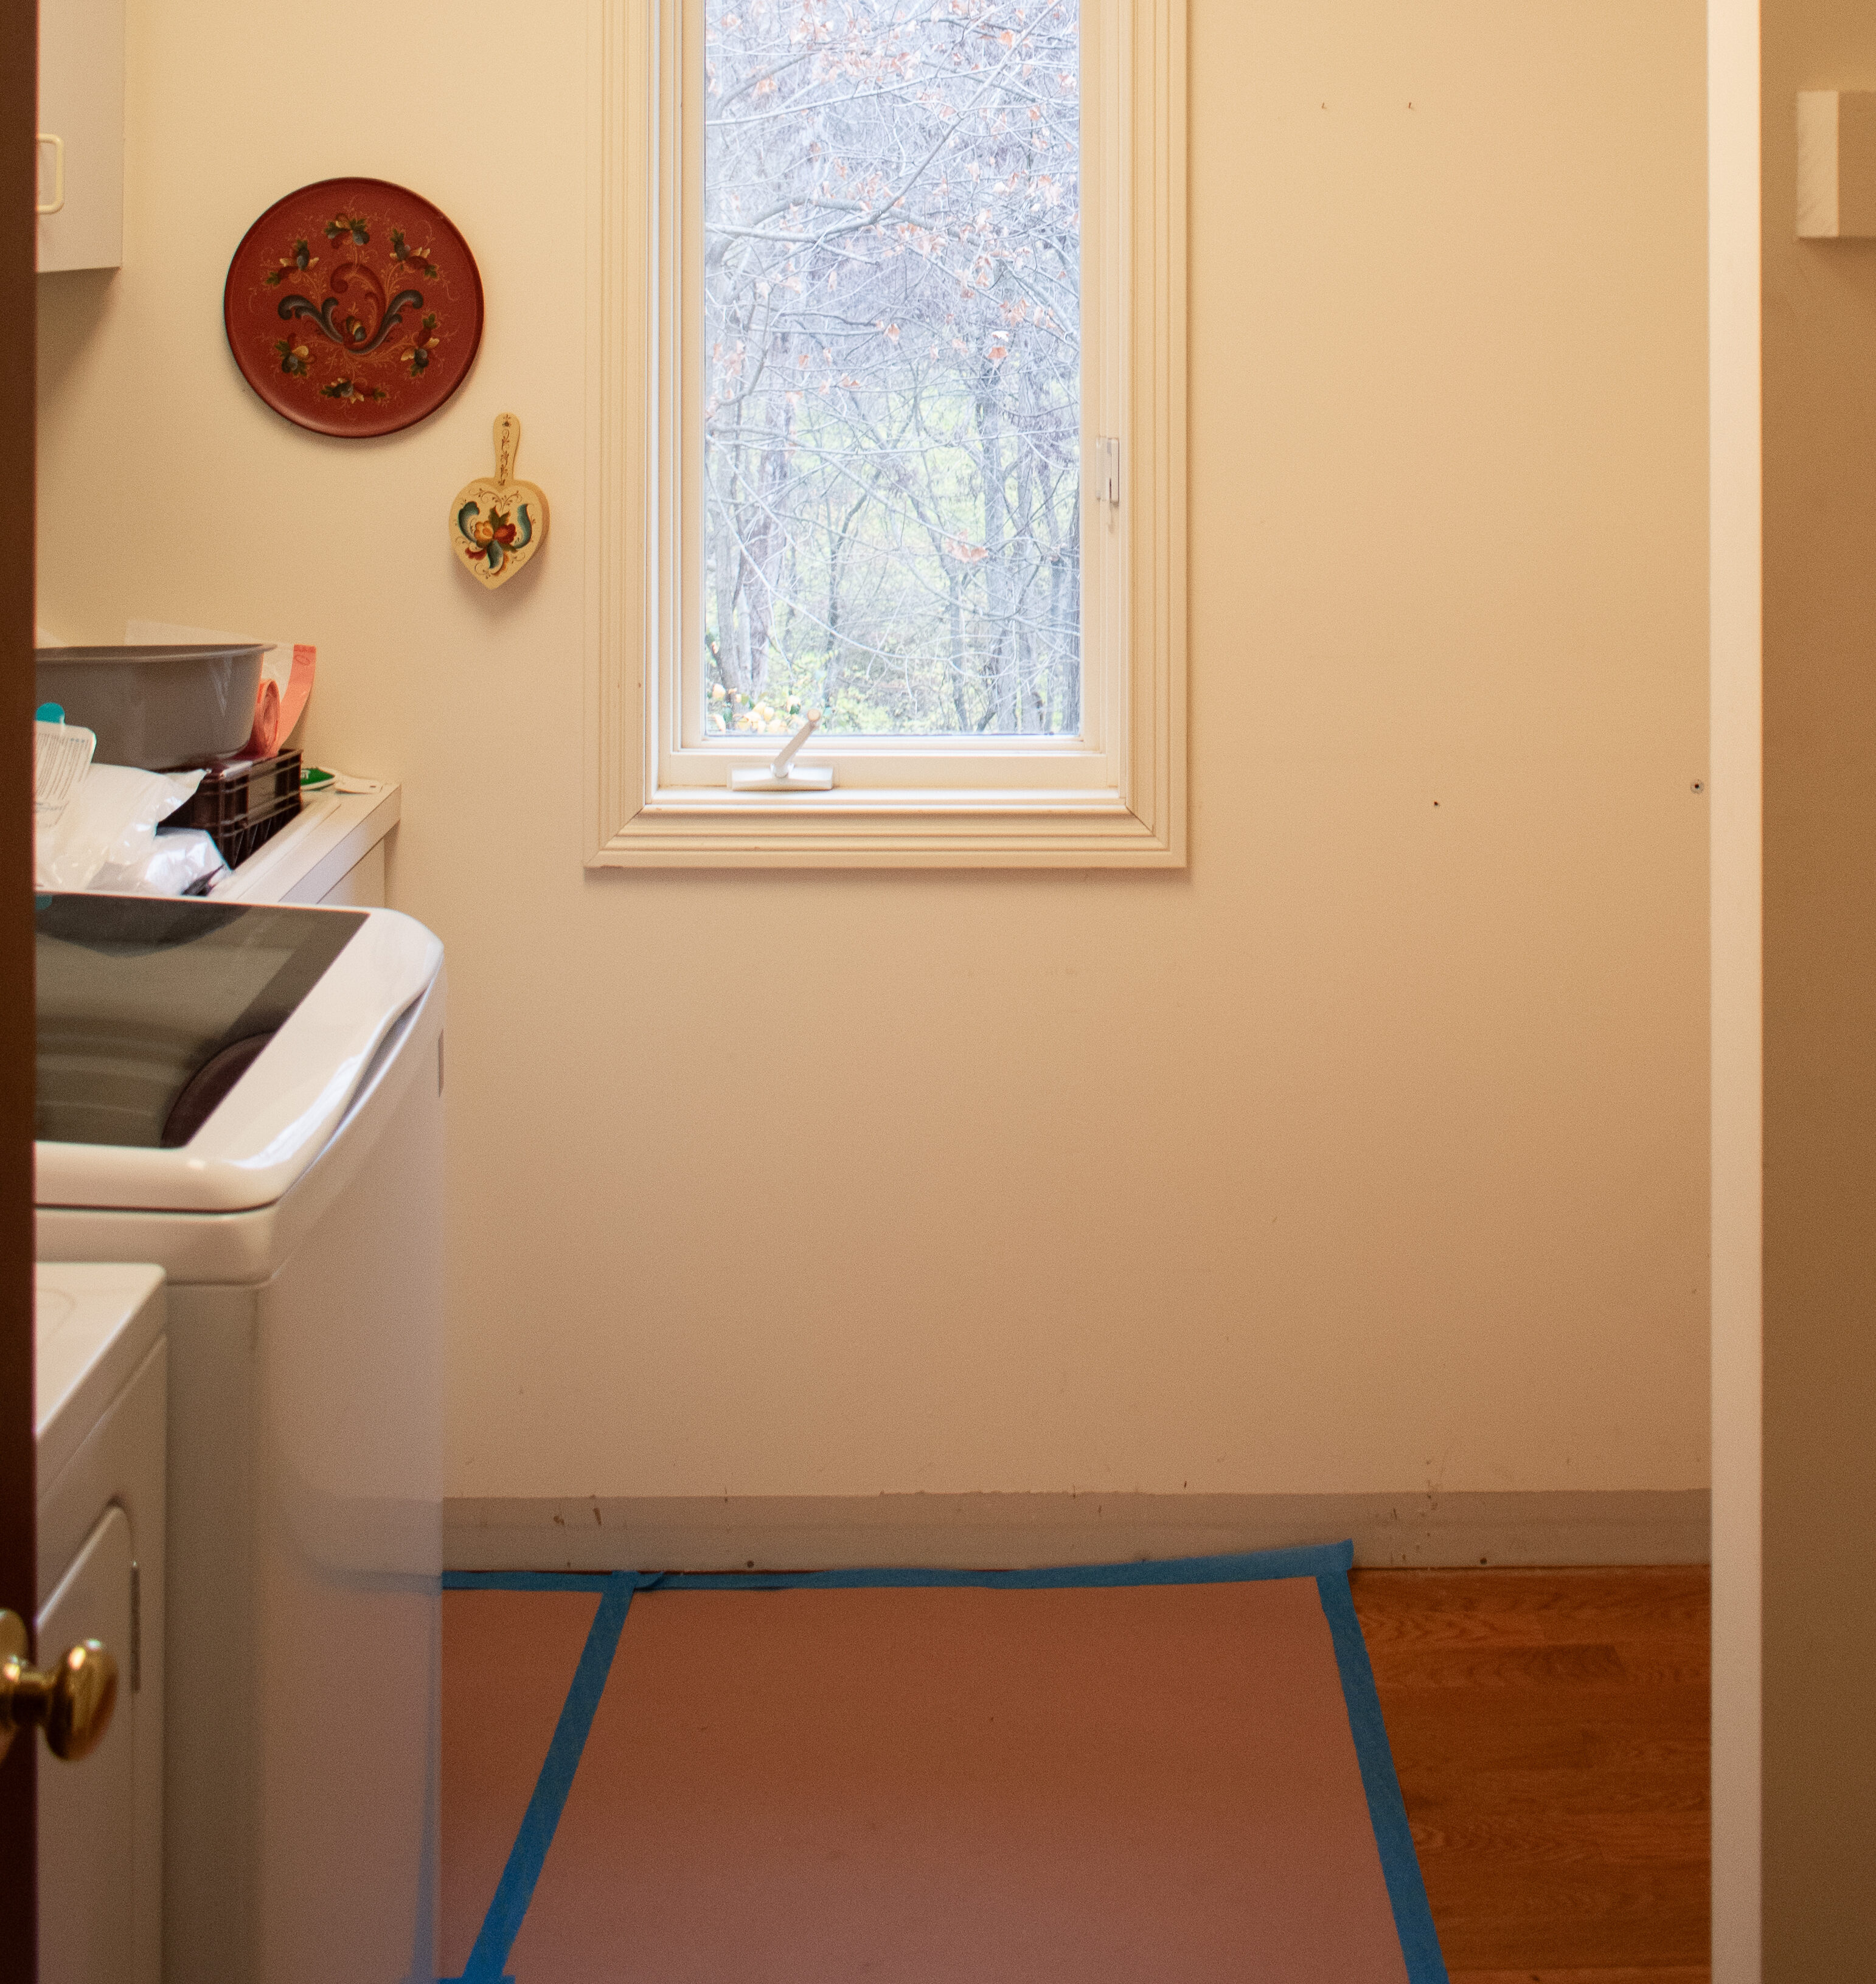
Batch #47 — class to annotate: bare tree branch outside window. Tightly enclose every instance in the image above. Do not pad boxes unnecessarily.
[704,0,1082,737]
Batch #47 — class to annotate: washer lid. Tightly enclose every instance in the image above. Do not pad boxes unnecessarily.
[35,1263,165,1486]
[35,895,443,1214]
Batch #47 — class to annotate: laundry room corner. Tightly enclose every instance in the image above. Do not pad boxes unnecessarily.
[17,0,1765,1974]
[37,0,1711,1570]
[32,1,596,1529]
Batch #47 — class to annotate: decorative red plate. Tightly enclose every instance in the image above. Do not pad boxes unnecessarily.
[223,177,484,439]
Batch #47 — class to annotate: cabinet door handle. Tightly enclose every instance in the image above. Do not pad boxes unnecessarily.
[36,134,64,216]
[0,1610,118,1764]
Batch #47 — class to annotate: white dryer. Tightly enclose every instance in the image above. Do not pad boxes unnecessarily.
[33,893,445,1984]
[35,1260,167,1984]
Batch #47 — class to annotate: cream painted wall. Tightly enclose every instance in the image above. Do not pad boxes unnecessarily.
[35,0,1710,1502]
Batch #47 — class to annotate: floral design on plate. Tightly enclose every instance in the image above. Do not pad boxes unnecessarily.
[223,178,482,438]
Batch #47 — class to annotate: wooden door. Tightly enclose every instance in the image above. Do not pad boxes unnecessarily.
[2,0,40,1977]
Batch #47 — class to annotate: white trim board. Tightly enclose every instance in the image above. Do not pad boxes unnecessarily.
[445,1490,1711,1575]
[1706,0,1762,1972]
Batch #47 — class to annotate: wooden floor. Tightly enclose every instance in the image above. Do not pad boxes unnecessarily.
[1350,1566,1710,1984]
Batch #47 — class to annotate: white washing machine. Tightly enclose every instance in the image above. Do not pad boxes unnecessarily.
[33,893,445,1984]
[35,1260,167,1984]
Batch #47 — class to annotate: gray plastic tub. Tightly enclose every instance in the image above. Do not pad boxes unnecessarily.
[34,645,269,769]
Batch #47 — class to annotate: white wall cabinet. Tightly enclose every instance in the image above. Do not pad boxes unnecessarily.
[36,0,125,273]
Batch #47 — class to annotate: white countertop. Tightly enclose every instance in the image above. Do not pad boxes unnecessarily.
[36,1263,165,1483]
[208,782,400,906]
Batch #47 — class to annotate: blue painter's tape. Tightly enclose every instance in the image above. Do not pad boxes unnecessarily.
[1313,1566,1450,1983]
[644,1541,1355,1592]
[447,1542,1357,1597]
[442,1543,1447,1983]
[439,1572,647,1984]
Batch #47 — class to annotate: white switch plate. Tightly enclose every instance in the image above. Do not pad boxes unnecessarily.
[1798,91,1876,238]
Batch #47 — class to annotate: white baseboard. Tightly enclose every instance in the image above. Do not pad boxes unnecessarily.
[443,1488,1711,1573]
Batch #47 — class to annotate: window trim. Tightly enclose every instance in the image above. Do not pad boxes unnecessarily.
[585,0,1186,869]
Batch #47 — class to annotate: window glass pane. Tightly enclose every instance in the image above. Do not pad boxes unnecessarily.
[703,0,1081,738]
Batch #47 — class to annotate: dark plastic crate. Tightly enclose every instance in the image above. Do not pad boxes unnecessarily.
[171,751,302,869]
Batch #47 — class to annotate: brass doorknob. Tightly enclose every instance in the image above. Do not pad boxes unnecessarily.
[0,1609,117,1763]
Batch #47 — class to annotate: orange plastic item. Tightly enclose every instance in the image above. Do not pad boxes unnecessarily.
[244,678,282,758]
[242,643,316,759]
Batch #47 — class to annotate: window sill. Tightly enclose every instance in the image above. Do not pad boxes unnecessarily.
[589,789,1179,869]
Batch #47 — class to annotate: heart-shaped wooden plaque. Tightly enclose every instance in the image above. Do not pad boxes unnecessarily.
[451,413,548,589]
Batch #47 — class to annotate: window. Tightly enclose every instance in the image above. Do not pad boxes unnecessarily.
[702,3,1083,741]
[588,0,1186,866]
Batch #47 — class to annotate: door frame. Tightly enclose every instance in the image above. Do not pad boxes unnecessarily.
[1708,0,1763,1974]
[0,0,40,1974]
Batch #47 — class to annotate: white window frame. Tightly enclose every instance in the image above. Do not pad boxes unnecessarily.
[585,0,1186,868]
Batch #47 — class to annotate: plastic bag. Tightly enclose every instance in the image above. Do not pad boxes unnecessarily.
[35,761,205,892]
[91,827,229,898]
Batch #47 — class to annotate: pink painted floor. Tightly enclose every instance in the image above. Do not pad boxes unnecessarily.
[442,1578,1409,1983]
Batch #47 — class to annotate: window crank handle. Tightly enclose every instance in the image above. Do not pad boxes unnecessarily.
[770,710,822,780]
